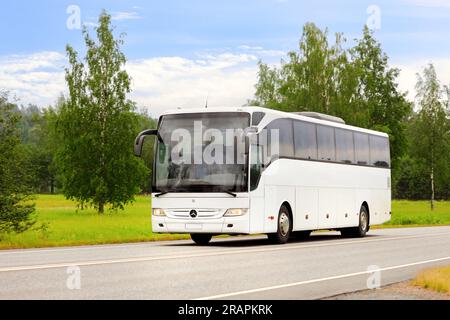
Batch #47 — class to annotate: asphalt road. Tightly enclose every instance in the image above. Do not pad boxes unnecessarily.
[1,226,450,300]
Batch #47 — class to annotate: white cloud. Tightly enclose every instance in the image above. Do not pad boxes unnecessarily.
[237,45,285,57]
[127,53,260,116]
[83,10,143,28]
[238,45,264,51]
[5,49,449,115]
[126,48,285,116]
[111,11,142,21]
[0,47,284,114]
[394,58,450,104]
[0,51,66,106]
[83,21,99,28]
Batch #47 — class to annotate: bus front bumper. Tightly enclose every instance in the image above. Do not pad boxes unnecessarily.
[152,215,250,234]
[151,194,251,234]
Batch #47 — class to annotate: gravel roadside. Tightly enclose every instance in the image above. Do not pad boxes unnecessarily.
[324,282,450,300]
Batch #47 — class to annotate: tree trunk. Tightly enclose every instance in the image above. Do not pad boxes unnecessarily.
[98,202,105,214]
[430,166,435,211]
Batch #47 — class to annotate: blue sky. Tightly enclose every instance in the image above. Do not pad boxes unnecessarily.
[1,0,450,115]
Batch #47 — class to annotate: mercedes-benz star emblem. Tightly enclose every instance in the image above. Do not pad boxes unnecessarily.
[189,210,198,218]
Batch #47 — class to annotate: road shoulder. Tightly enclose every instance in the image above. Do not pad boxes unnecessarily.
[324,281,450,300]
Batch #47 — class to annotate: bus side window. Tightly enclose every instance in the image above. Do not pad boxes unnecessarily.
[267,119,294,159]
[252,112,266,126]
[294,121,318,160]
[336,128,355,164]
[317,125,336,162]
[369,135,391,168]
[354,132,370,165]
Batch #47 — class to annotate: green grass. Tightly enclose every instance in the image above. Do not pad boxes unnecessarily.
[0,195,189,250]
[0,196,449,250]
[384,200,450,227]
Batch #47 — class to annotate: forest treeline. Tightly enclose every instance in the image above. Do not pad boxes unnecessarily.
[1,96,157,195]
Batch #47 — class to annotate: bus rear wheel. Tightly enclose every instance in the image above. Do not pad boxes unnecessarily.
[268,205,292,244]
[190,234,213,246]
[341,205,369,238]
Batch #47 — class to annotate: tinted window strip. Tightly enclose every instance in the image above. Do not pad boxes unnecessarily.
[261,118,391,170]
[266,156,391,169]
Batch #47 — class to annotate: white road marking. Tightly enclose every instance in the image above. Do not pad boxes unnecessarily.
[195,256,450,300]
[1,232,449,273]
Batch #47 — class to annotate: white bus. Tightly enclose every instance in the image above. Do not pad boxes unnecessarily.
[134,107,391,245]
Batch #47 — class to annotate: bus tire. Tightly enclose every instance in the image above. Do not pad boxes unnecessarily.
[268,205,292,244]
[341,205,369,238]
[191,234,213,246]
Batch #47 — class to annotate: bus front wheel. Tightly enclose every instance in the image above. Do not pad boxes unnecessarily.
[190,234,213,246]
[268,205,292,244]
[341,205,369,238]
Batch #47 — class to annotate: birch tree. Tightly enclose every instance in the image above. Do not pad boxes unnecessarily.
[413,64,448,210]
[57,11,148,213]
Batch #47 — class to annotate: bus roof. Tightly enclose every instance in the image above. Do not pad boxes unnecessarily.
[161,106,389,138]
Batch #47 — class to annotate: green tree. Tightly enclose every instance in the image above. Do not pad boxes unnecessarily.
[412,64,450,209]
[445,83,450,115]
[18,104,60,194]
[392,155,429,200]
[256,23,347,114]
[56,12,148,213]
[254,24,411,166]
[255,62,280,108]
[0,92,35,235]
[350,26,411,164]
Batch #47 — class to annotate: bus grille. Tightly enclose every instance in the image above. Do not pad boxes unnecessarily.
[165,209,224,219]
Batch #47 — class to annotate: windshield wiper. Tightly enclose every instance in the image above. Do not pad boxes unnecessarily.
[223,190,237,198]
[154,184,238,198]
[155,191,169,198]
[157,190,237,197]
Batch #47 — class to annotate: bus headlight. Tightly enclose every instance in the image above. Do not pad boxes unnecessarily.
[153,208,166,217]
[224,209,248,217]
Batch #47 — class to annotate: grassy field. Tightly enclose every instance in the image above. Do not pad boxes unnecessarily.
[386,200,450,227]
[0,196,449,250]
[412,266,450,295]
[0,195,189,250]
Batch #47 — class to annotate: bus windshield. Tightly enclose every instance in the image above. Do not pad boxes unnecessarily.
[153,112,250,193]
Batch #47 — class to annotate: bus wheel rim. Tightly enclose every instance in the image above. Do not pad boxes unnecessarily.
[280,212,290,236]
[360,211,368,232]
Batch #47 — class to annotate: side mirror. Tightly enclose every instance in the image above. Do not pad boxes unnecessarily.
[134,129,158,157]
